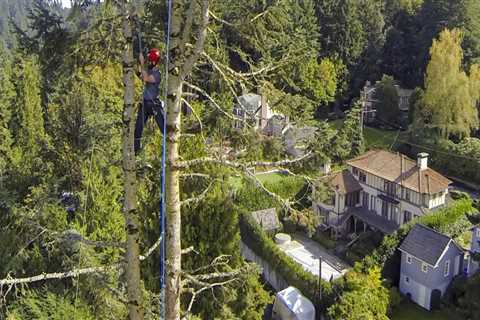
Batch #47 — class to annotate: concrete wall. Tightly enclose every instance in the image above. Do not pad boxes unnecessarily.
[240,241,288,292]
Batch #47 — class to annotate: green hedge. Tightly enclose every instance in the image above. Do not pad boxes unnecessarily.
[239,213,336,312]
[357,199,475,284]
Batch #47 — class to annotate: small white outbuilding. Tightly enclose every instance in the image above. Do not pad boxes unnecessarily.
[272,286,315,320]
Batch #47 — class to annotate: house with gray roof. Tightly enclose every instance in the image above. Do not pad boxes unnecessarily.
[398,224,464,310]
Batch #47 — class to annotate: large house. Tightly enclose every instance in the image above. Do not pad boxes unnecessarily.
[233,93,287,132]
[313,150,451,238]
[361,80,414,124]
[398,224,464,310]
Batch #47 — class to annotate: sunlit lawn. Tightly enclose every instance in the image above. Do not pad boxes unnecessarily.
[391,301,462,320]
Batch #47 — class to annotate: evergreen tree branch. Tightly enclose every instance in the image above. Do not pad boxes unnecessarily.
[0,235,162,287]
[176,152,313,170]
[183,81,247,125]
[180,180,215,207]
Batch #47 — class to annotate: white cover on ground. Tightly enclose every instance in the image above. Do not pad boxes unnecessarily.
[281,243,343,281]
[272,287,315,320]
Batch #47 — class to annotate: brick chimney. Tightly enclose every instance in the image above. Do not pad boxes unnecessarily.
[417,153,429,170]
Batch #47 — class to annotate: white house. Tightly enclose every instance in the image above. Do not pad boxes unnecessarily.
[233,93,287,132]
[313,150,452,238]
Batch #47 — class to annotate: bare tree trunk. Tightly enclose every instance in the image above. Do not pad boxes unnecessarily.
[165,3,184,319]
[121,1,143,319]
[165,2,209,319]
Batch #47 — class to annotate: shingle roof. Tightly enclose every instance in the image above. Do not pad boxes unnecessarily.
[347,150,451,194]
[398,224,462,266]
[251,208,281,231]
[347,207,398,234]
[325,170,362,195]
[238,93,262,114]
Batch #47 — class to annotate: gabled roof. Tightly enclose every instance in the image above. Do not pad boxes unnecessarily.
[347,150,451,195]
[251,208,281,231]
[398,224,463,267]
[323,170,362,195]
[237,93,262,114]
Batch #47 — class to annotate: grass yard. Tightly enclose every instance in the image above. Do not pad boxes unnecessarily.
[391,301,462,320]
[328,119,406,150]
[363,126,403,149]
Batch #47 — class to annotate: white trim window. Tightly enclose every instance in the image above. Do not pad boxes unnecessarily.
[444,260,450,277]
[406,254,413,264]
[405,276,410,284]
[421,263,428,273]
[476,228,480,238]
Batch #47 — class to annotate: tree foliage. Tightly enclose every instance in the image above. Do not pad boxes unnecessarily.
[422,29,479,139]
[375,75,400,124]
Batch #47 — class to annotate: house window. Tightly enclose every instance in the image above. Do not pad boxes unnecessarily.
[423,194,429,206]
[353,167,359,176]
[444,260,450,277]
[362,192,369,209]
[476,228,480,238]
[384,180,396,196]
[403,210,412,224]
[405,189,410,201]
[406,254,412,264]
[359,171,366,183]
[370,195,376,211]
[421,263,428,273]
[405,276,410,284]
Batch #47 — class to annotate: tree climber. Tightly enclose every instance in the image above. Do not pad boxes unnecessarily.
[134,48,164,155]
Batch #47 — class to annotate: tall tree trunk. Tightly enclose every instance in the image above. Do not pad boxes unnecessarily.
[121,1,143,319]
[165,2,184,319]
[165,1,209,318]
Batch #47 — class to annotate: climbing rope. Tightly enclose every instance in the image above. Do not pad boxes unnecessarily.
[133,1,170,315]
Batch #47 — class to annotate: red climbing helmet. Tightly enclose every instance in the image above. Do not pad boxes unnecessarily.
[147,48,161,64]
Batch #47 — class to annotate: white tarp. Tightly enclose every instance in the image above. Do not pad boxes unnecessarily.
[272,287,315,320]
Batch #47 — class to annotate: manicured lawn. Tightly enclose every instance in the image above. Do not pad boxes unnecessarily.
[328,119,406,150]
[363,126,403,149]
[391,301,461,320]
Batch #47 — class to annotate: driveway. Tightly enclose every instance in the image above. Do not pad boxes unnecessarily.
[277,233,350,281]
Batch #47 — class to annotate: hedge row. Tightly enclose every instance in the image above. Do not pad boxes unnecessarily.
[239,212,336,311]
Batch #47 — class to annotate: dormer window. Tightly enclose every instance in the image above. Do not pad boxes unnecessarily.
[421,263,428,273]
[406,254,412,264]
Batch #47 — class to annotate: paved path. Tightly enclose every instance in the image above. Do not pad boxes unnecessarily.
[292,233,351,272]
[276,233,351,281]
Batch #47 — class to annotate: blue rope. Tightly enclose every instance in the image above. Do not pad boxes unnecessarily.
[160,0,172,316]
